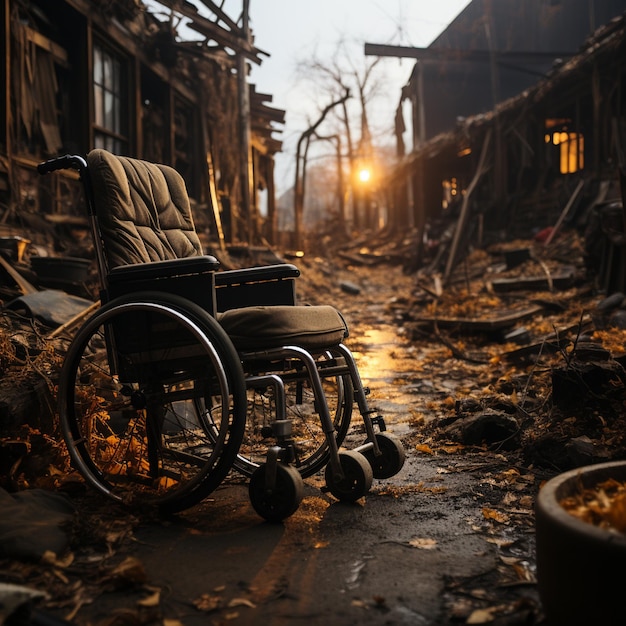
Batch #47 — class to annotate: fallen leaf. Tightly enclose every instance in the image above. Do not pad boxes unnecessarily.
[193,593,222,612]
[499,555,534,582]
[108,557,147,585]
[137,589,160,607]
[41,551,74,568]
[466,607,497,623]
[482,508,509,523]
[408,537,438,549]
[415,443,434,454]
[227,598,256,608]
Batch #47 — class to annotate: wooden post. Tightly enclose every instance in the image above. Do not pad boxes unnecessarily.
[544,179,585,246]
[444,129,492,284]
[237,0,252,244]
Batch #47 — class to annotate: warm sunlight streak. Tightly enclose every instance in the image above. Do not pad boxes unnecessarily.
[358,168,371,183]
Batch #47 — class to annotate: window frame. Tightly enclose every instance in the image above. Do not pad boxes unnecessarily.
[92,39,130,154]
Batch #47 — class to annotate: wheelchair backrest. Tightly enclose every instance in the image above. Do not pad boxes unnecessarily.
[86,148,203,271]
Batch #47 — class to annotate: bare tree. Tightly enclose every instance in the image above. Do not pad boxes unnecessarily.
[293,90,350,249]
[295,38,385,233]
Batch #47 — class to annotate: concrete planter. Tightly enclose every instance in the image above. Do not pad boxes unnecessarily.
[535,461,626,626]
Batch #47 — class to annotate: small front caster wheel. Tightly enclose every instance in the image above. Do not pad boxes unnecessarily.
[362,432,406,479]
[249,463,304,522]
[325,450,373,503]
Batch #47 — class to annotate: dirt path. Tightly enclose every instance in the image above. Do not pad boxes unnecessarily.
[30,258,542,626]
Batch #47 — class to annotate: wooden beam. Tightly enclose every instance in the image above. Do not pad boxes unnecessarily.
[364,43,574,63]
[24,26,69,66]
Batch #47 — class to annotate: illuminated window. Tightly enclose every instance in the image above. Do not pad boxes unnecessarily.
[442,178,458,209]
[93,42,128,153]
[544,119,584,174]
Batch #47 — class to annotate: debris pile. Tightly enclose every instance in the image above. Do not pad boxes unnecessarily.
[293,226,626,477]
[0,215,626,624]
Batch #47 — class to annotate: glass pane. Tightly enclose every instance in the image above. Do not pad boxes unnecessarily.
[93,41,127,151]
[94,86,103,126]
[112,58,120,90]
[112,94,121,133]
[103,54,113,91]
[104,92,114,129]
[94,46,102,85]
[578,135,585,170]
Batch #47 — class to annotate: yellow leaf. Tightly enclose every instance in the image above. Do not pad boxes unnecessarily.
[482,507,509,523]
[467,606,497,623]
[41,550,74,568]
[109,557,147,585]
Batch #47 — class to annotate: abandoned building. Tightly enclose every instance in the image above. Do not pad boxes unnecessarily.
[0,0,285,260]
[367,1,626,289]
[1,0,625,295]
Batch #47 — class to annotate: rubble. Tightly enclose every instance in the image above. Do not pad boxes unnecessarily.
[1,213,626,623]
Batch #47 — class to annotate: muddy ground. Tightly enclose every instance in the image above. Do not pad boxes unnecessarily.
[2,232,626,625]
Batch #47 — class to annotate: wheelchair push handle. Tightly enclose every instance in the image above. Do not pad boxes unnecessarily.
[37,154,87,175]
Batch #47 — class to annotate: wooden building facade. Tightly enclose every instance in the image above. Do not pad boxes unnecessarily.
[0,0,284,250]
[374,3,626,272]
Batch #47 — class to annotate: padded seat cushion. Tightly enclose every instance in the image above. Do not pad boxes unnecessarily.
[218,305,348,351]
[87,149,202,268]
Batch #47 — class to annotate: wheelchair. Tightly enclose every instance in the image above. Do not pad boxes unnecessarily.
[38,149,405,521]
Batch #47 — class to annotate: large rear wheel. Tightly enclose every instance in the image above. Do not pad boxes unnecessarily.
[58,293,246,513]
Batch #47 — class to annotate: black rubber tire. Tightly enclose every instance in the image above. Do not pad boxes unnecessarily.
[58,292,247,514]
[249,462,304,522]
[324,450,373,503]
[361,432,406,479]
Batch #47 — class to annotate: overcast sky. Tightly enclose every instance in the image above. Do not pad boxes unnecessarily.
[148,0,473,192]
[243,1,472,192]
[248,1,471,107]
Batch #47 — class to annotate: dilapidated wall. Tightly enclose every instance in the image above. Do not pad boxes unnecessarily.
[0,0,284,251]
[384,10,626,280]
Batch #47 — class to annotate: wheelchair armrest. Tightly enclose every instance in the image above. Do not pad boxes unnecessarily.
[108,256,220,283]
[215,264,300,286]
[215,264,300,312]
[106,255,220,314]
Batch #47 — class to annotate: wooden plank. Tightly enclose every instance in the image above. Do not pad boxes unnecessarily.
[544,179,585,246]
[0,254,37,295]
[24,25,68,65]
[412,304,543,332]
[490,267,575,292]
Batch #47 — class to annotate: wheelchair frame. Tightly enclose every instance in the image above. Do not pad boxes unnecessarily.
[38,152,405,521]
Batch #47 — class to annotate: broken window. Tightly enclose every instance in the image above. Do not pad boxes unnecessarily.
[10,18,66,158]
[174,97,197,195]
[93,42,128,154]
